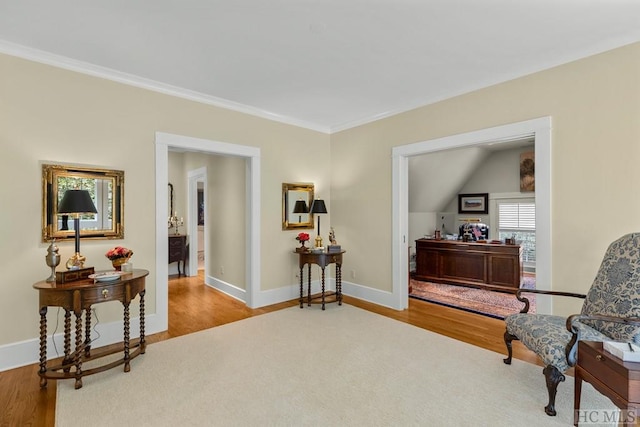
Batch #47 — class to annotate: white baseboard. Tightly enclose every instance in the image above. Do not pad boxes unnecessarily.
[1,279,395,372]
[205,274,327,307]
[341,280,398,309]
[0,313,163,372]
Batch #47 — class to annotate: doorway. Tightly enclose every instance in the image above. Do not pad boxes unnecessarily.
[391,117,552,314]
[187,167,207,277]
[154,132,261,333]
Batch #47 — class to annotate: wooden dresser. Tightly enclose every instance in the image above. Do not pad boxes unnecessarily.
[168,234,187,276]
[414,238,522,290]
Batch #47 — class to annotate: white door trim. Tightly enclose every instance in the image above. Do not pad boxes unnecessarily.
[154,132,261,332]
[392,117,552,313]
[188,167,207,277]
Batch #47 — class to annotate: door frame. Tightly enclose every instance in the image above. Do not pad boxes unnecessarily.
[391,117,552,313]
[155,132,261,331]
[188,167,207,277]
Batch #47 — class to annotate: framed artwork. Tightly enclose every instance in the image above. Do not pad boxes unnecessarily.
[520,151,535,192]
[458,193,488,214]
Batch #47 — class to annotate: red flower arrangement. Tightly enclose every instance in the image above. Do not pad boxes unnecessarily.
[105,246,133,261]
[296,233,310,243]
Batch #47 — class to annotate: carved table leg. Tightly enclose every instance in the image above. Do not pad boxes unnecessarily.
[139,289,146,354]
[299,266,304,308]
[38,306,48,388]
[336,263,342,305]
[74,312,83,389]
[123,302,131,372]
[84,307,92,357]
[62,309,72,373]
[321,267,326,310]
[307,264,312,307]
[574,368,583,426]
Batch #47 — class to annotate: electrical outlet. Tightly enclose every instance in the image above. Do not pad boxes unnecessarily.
[220,266,224,275]
[351,270,356,279]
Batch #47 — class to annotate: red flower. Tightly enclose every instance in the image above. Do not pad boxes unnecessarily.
[105,246,133,260]
[296,232,310,242]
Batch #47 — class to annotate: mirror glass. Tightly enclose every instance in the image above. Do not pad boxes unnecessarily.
[282,183,314,230]
[42,163,124,241]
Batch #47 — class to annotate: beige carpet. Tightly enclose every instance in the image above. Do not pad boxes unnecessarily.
[57,305,616,426]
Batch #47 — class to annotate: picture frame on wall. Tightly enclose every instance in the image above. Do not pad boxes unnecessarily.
[458,193,489,214]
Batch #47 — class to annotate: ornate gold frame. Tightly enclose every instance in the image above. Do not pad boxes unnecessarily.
[42,163,124,242]
[282,182,314,230]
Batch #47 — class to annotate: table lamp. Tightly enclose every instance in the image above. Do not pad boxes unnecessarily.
[58,189,97,270]
[292,199,308,223]
[309,199,327,248]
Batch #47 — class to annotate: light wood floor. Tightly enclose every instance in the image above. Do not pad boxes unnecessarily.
[0,272,539,426]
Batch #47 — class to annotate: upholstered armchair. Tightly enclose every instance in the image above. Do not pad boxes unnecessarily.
[503,233,640,416]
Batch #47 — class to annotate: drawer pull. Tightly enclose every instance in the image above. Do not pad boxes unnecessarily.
[102,289,109,299]
[596,354,604,361]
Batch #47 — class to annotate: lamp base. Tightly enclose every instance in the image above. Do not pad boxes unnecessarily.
[315,235,323,248]
[65,252,86,270]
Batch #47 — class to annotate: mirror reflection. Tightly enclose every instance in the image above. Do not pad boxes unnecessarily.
[282,183,314,230]
[42,163,124,241]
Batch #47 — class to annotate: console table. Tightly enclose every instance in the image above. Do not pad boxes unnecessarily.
[414,239,522,290]
[33,269,149,389]
[169,234,187,276]
[295,250,345,310]
[574,341,640,426]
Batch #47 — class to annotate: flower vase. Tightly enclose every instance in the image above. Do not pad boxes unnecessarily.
[112,257,128,271]
[296,241,308,253]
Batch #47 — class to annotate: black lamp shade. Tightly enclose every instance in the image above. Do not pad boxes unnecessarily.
[292,200,308,214]
[58,190,98,215]
[309,199,327,214]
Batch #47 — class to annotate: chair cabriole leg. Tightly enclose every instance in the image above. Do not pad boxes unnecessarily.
[503,330,518,365]
[543,365,565,416]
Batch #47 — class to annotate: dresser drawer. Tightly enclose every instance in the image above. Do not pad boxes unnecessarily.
[82,283,126,305]
[579,341,640,403]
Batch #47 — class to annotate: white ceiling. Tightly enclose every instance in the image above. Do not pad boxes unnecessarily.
[1,1,639,133]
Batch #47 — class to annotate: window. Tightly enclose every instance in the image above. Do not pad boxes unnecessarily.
[498,202,536,266]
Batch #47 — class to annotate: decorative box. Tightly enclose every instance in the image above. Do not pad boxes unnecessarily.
[327,245,342,253]
[55,267,95,284]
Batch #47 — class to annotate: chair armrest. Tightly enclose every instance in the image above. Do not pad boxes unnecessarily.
[514,289,587,314]
[564,314,640,366]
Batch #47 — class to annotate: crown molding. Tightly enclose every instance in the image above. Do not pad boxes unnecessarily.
[0,40,331,134]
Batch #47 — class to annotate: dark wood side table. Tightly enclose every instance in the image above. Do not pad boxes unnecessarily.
[574,341,640,426]
[295,250,345,310]
[33,269,149,389]
[169,234,187,276]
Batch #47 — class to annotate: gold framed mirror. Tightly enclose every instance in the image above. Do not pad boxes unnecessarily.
[282,182,314,230]
[42,163,124,242]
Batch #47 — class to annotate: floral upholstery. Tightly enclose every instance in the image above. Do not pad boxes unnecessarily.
[505,314,608,372]
[505,233,640,372]
[581,234,640,341]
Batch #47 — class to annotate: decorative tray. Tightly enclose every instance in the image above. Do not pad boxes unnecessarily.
[88,271,124,282]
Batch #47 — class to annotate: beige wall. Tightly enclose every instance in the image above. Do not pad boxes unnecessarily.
[169,151,247,285]
[331,42,640,315]
[0,53,329,347]
[2,40,639,352]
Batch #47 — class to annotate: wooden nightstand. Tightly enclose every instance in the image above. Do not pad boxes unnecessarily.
[168,234,187,276]
[574,341,640,426]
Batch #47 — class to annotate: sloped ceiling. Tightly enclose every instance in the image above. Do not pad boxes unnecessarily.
[409,147,489,213]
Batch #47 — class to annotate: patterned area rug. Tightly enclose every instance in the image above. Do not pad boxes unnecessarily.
[410,276,536,319]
